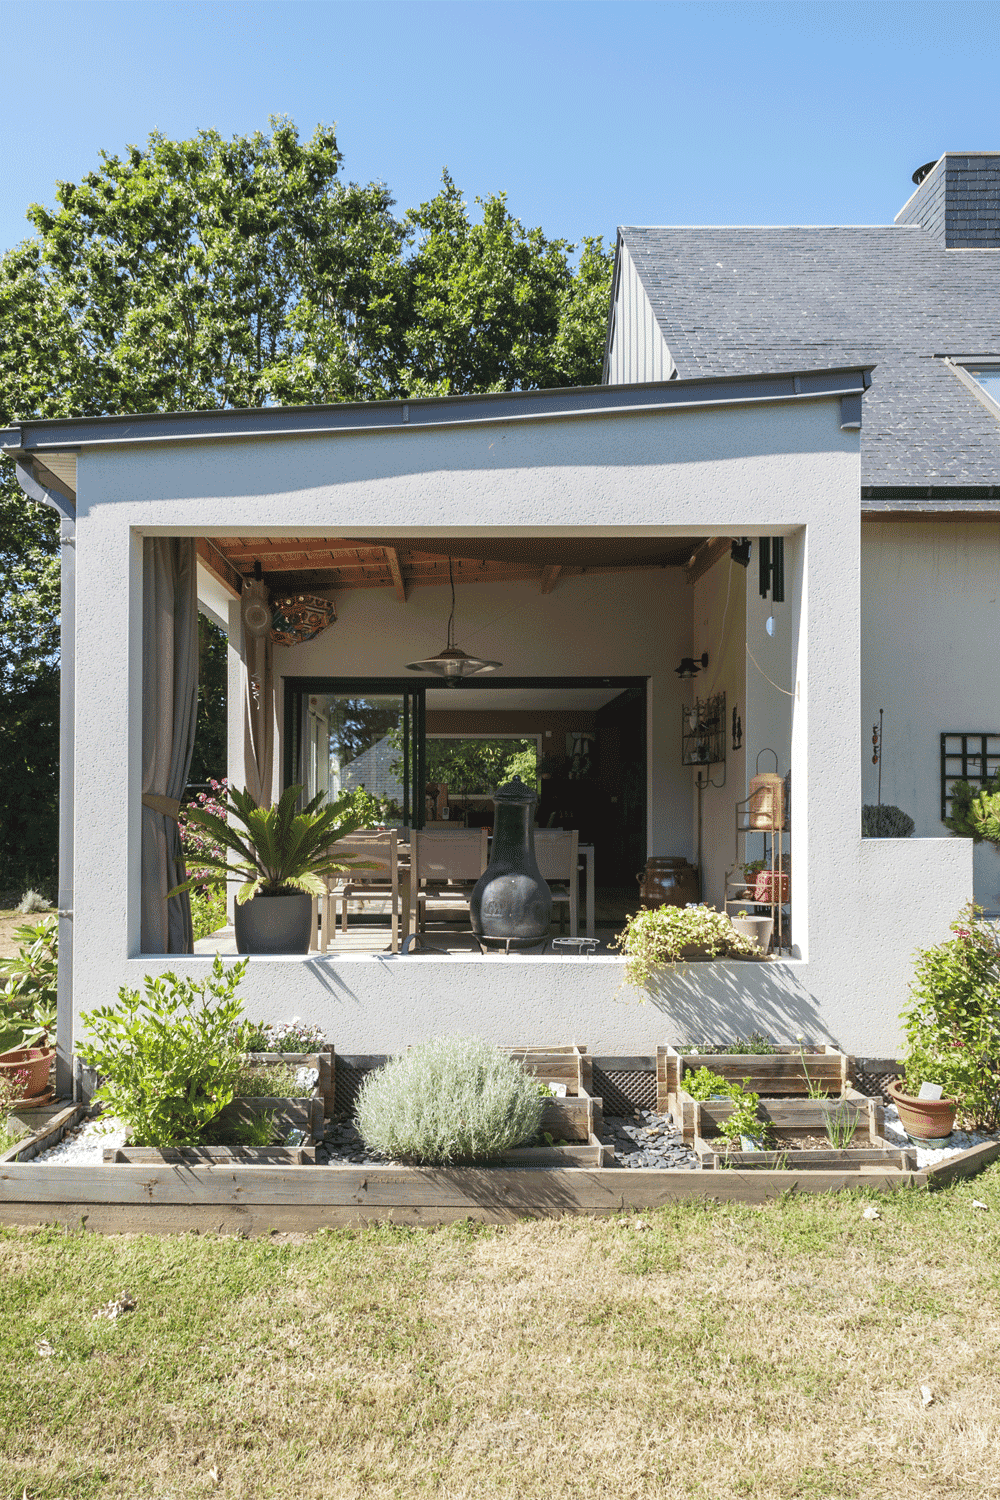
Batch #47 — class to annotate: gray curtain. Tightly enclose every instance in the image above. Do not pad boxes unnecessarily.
[140,538,198,953]
[241,578,274,808]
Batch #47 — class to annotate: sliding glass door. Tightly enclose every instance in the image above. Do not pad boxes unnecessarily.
[285,680,424,828]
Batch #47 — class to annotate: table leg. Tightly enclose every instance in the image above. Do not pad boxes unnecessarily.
[585,848,595,939]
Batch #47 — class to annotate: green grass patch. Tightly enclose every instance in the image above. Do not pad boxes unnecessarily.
[1,1169,1000,1498]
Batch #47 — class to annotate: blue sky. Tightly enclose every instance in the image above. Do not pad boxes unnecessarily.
[2,0,997,256]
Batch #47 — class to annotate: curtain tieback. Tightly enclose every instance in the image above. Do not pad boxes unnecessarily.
[142,794,182,821]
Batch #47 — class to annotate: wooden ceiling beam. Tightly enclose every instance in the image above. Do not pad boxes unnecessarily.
[686,537,731,585]
[196,539,242,598]
[384,546,408,603]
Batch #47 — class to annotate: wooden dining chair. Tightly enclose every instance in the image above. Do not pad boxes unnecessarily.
[409,827,488,934]
[320,830,409,954]
[533,828,580,937]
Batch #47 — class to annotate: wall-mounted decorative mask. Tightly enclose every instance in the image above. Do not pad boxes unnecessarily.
[270,593,338,647]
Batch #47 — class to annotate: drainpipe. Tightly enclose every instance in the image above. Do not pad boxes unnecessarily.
[14,460,75,1100]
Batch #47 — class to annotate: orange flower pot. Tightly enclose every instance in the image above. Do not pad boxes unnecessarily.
[0,1045,56,1101]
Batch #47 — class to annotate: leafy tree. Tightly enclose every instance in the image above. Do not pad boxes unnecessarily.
[0,119,613,892]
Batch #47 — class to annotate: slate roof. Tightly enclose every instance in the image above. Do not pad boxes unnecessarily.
[617,224,1000,504]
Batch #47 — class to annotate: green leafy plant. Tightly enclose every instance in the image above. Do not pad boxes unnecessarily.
[681,1067,747,1102]
[337,785,402,828]
[168,782,371,906]
[77,956,249,1147]
[0,915,58,1052]
[188,883,227,943]
[232,1063,311,1099]
[721,1089,770,1148]
[741,860,767,882]
[200,1110,279,1148]
[899,904,1000,1129]
[943,773,1000,841]
[613,905,760,992]
[962,788,1000,849]
[861,804,915,838]
[355,1036,544,1166]
[686,1033,776,1056]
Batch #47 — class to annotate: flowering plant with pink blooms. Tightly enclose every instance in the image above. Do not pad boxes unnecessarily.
[180,778,230,880]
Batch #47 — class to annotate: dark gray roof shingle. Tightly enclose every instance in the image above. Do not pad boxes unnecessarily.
[618,224,1000,495]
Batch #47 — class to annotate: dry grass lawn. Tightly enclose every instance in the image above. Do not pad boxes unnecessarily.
[2,1170,1000,1499]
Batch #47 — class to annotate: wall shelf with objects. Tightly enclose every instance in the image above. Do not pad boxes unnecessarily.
[681,692,726,768]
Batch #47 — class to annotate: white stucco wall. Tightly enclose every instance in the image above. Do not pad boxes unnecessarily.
[66,392,972,1057]
[861,519,1000,911]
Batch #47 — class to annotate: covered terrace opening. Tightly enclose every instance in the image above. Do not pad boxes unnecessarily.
[193,527,791,956]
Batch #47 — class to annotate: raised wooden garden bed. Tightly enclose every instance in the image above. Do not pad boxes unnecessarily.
[104,1145,317,1166]
[245,1048,334,1117]
[2,1038,997,1233]
[658,1043,851,1118]
[677,1090,883,1148]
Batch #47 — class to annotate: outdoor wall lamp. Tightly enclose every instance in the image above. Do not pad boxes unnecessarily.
[675,652,709,681]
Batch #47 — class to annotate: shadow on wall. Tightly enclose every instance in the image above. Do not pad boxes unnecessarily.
[634,960,837,1047]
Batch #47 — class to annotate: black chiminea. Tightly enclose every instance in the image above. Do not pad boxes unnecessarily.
[470,777,552,950]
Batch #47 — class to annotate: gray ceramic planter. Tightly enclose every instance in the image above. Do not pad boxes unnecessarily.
[233,891,313,955]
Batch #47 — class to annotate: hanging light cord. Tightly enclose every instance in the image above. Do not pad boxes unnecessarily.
[447,556,457,648]
[745,639,795,698]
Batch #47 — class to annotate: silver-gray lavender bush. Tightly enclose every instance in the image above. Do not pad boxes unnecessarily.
[355,1036,544,1165]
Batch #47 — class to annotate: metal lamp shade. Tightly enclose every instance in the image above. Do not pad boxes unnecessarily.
[405,645,502,682]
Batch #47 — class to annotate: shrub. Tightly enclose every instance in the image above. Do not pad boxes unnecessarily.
[0,915,58,1052]
[189,883,227,942]
[862,804,914,838]
[944,772,1000,842]
[17,889,52,914]
[355,1036,544,1165]
[77,956,249,1146]
[612,904,759,993]
[681,1067,747,1101]
[901,904,1000,1130]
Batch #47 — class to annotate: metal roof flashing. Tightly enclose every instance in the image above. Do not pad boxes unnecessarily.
[0,367,871,497]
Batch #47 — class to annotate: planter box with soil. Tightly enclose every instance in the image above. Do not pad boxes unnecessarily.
[658,1043,851,1124]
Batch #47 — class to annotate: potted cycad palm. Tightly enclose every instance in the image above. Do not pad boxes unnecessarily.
[170,784,371,955]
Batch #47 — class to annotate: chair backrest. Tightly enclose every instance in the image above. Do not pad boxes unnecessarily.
[327,829,396,879]
[533,828,579,881]
[411,827,488,882]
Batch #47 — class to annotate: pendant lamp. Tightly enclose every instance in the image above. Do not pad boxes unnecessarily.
[405,557,501,683]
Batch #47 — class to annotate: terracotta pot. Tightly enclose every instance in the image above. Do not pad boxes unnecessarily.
[888,1079,957,1144]
[0,1045,56,1100]
[637,856,700,910]
[753,870,789,904]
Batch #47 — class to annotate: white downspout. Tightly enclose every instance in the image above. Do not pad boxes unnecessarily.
[14,460,76,1100]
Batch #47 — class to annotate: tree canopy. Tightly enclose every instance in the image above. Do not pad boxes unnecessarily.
[0,118,613,896]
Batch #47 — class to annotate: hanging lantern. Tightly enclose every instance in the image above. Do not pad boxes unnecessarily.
[748,772,785,830]
[270,593,337,648]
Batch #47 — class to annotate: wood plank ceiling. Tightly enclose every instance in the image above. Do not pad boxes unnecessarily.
[199,534,714,600]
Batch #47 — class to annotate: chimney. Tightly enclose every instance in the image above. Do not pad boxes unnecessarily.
[895,153,1000,248]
